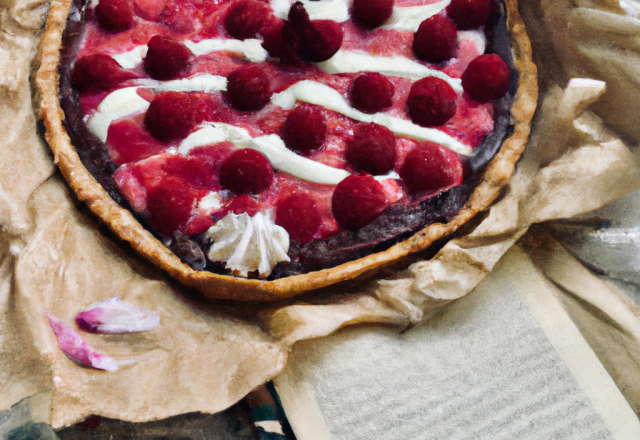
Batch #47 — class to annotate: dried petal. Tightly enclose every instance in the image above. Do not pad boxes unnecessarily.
[45,312,118,372]
[75,297,160,334]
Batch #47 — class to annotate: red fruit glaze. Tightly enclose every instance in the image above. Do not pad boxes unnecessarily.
[95,0,135,32]
[106,115,166,164]
[446,0,493,29]
[406,77,457,127]
[143,36,194,80]
[276,192,322,244]
[289,3,343,62]
[461,54,510,102]
[332,175,389,230]
[412,15,457,63]
[398,143,463,193]
[224,0,274,40]
[346,123,396,175]
[220,195,261,217]
[184,215,215,236]
[352,0,393,29]
[133,0,165,22]
[144,92,214,141]
[226,64,273,111]
[71,54,140,91]
[261,20,300,64]
[280,105,327,154]
[219,149,274,194]
[146,175,197,235]
[350,72,394,114]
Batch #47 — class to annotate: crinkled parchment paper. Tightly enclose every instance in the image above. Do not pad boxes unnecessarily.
[1,0,640,428]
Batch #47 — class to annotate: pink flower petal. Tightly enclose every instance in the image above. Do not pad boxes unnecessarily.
[75,297,160,334]
[45,312,118,372]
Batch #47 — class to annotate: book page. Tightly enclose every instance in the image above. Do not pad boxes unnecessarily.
[275,247,640,440]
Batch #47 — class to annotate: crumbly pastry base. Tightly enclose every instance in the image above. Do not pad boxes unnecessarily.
[36,0,538,301]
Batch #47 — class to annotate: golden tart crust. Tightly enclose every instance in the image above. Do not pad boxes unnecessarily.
[36,0,537,301]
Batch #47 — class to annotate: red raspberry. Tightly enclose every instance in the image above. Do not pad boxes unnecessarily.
[446,0,493,29]
[144,92,214,141]
[276,192,322,244]
[95,0,135,31]
[406,77,457,127]
[289,3,343,62]
[224,0,274,40]
[143,36,194,80]
[461,54,510,102]
[288,3,312,35]
[226,64,273,111]
[261,20,300,64]
[146,176,198,235]
[412,15,457,63]
[300,19,343,62]
[219,149,274,195]
[398,143,463,193]
[352,0,393,29]
[350,72,395,114]
[332,175,389,230]
[160,0,197,34]
[280,105,327,154]
[71,54,140,91]
[346,123,396,175]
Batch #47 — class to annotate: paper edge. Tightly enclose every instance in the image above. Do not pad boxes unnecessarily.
[511,245,640,440]
[273,367,334,440]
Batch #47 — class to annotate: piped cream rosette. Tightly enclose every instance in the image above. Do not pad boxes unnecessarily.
[204,210,290,277]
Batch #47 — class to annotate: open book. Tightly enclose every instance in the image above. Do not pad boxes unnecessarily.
[274,246,640,440]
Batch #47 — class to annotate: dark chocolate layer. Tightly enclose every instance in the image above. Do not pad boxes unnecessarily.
[58,0,517,279]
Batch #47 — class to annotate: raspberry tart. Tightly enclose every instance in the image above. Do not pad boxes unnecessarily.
[37,0,537,300]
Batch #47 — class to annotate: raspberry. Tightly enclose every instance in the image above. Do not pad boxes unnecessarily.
[332,175,389,230]
[461,54,510,102]
[95,0,135,32]
[301,19,343,62]
[280,105,327,154]
[144,92,214,141]
[71,54,140,91]
[261,20,300,64]
[288,3,310,35]
[346,123,396,175]
[146,176,198,235]
[412,15,457,63]
[398,143,463,193]
[224,0,274,40]
[352,0,393,29]
[350,72,394,114]
[406,77,457,127]
[446,0,493,29]
[160,0,197,34]
[276,192,322,244]
[226,64,272,111]
[289,2,343,62]
[219,149,274,194]
[143,36,194,80]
